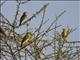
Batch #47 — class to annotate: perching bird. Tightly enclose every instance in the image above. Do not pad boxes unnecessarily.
[19,12,27,26]
[61,28,69,42]
[0,26,6,36]
[20,32,32,48]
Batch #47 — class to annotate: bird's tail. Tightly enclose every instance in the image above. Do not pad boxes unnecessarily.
[20,44,22,48]
[19,22,21,26]
[63,38,67,43]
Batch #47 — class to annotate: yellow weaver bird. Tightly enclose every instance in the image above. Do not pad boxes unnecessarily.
[0,26,6,36]
[19,12,27,26]
[20,32,32,48]
[61,28,69,42]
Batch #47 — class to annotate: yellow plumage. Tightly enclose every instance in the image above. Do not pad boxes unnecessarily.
[20,32,32,48]
[19,12,27,26]
[61,28,69,42]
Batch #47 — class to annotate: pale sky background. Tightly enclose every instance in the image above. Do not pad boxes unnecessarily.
[1,1,80,60]
[1,1,79,41]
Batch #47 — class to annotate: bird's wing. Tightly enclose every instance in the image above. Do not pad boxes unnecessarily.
[19,15,24,26]
[0,27,6,36]
[21,35,26,47]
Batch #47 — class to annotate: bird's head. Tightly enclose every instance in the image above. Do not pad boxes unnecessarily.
[23,12,28,15]
[63,28,65,31]
[63,28,69,33]
[26,32,32,38]
[63,28,67,31]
